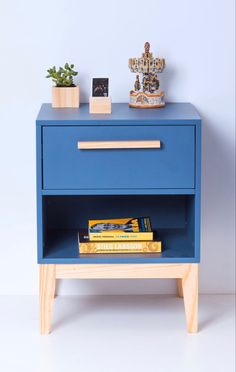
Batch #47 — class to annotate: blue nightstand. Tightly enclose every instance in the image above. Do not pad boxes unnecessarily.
[36,103,201,333]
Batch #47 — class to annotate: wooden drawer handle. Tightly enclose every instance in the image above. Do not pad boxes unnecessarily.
[78,140,161,150]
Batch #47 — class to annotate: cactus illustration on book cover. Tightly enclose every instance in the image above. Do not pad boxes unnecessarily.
[88,217,153,241]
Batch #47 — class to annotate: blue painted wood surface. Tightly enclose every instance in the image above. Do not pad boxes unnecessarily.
[36,103,201,264]
[41,189,196,195]
[40,229,195,264]
[43,125,195,190]
[44,195,188,230]
[36,103,201,126]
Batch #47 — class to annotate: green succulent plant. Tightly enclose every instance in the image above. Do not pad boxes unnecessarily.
[46,63,78,87]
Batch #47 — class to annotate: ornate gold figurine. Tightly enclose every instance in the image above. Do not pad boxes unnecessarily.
[128,42,165,108]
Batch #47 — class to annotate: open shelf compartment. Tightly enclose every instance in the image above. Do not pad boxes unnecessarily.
[39,194,198,264]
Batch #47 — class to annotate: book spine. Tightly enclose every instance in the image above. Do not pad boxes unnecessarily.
[89,231,153,241]
[79,241,161,254]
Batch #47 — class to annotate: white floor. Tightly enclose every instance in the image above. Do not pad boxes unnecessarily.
[0,295,235,372]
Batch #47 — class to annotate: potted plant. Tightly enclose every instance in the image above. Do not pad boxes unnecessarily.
[46,63,79,108]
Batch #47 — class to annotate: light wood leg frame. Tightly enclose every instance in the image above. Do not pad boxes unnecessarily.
[39,264,56,334]
[39,263,198,334]
[176,278,183,297]
[182,264,198,333]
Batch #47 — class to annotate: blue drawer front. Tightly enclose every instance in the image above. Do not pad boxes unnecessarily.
[43,126,195,189]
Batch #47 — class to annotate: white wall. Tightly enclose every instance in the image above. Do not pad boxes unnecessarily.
[0,0,235,295]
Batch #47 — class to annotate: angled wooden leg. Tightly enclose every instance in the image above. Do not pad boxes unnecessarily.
[39,264,56,334]
[182,264,198,333]
[176,278,183,297]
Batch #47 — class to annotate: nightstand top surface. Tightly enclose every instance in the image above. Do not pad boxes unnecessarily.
[36,102,201,126]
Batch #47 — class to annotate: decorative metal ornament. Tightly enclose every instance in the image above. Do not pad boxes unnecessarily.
[128,42,165,108]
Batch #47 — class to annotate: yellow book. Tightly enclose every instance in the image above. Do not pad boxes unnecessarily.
[78,230,162,254]
[88,217,153,241]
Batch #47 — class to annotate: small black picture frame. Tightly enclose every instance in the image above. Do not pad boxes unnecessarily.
[92,78,109,97]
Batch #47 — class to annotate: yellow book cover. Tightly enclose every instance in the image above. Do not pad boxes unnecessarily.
[78,230,161,254]
[88,217,153,241]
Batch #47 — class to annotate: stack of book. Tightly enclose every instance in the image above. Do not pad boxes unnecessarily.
[78,217,162,254]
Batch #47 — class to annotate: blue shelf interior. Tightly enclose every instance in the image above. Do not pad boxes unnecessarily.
[41,195,196,263]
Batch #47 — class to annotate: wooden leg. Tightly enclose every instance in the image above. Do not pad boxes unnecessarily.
[176,278,183,297]
[39,264,56,334]
[182,264,198,333]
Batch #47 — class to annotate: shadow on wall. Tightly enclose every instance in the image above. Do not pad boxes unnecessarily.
[160,64,176,99]
[77,73,90,103]
[200,110,234,235]
[198,108,235,292]
[56,278,177,296]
